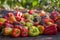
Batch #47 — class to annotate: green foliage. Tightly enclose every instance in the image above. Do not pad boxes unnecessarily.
[0,0,5,5]
[0,0,60,12]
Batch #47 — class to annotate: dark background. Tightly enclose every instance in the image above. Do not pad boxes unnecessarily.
[0,10,60,40]
[0,32,60,40]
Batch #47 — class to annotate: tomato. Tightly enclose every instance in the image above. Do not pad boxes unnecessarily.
[11,28,20,38]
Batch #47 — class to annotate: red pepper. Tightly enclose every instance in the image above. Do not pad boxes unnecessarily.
[16,16,21,21]
[8,13,13,17]
[43,18,54,23]
[5,20,10,23]
[0,22,3,29]
[28,10,34,15]
[0,22,3,27]
[11,28,21,38]
[44,24,58,35]
[14,25,28,37]
[56,20,60,31]
[8,13,17,23]
[21,27,28,37]
[16,12,23,21]
[51,11,59,21]
[16,12,22,17]
[14,25,22,31]
[4,23,14,28]
[3,16,8,20]
[16,12,22,18]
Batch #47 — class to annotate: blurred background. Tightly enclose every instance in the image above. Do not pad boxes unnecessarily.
[0,0,60,12]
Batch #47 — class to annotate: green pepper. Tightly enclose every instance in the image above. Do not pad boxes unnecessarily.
[29,26,39,37]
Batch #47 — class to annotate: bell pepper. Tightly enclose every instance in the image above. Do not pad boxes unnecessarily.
[29,26,40,37]
[43,18,54,23]
[56,20,60,31]
[50,11,59,21]
[16,12,23,21]
[37,25,44,34]
[0,22,3,27]
[8,13,16,23]
[11,28,21,38]
[2,27,12,36]
[0,18,6,24]
[28,10,34,15]
[21,27,28,37]
[4,23,14,28]
[44,24,58,35]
